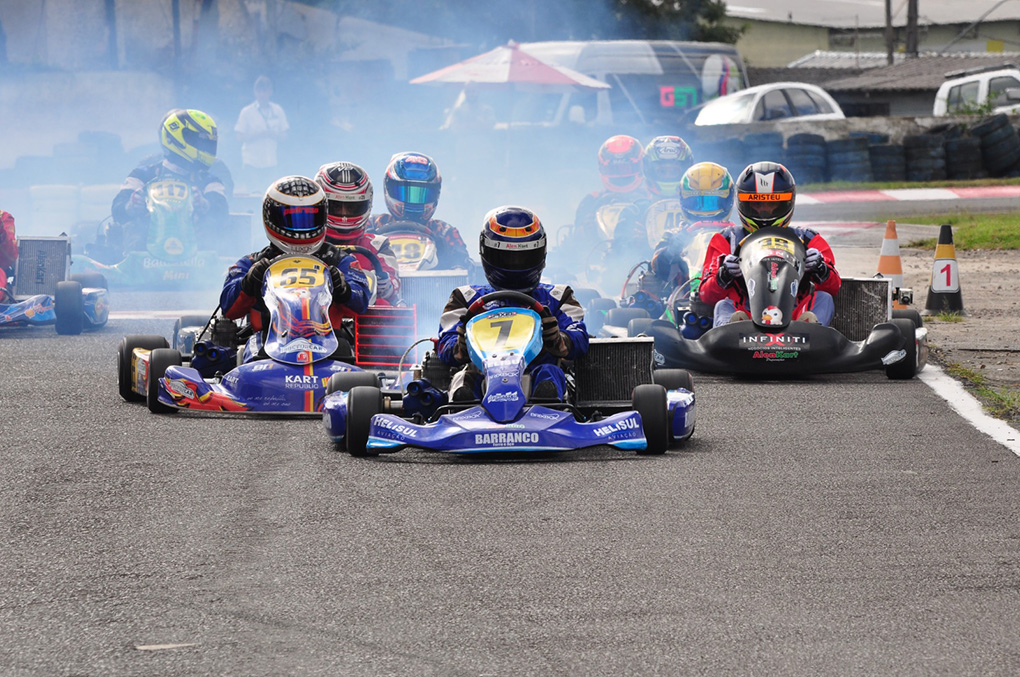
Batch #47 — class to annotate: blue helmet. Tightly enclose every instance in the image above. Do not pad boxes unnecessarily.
[383,151,442,220]
[479,206,546,292]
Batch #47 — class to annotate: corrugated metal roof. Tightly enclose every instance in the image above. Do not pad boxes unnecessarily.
[728,0,1020,29]
[822,53,1020,91]
[788,51,905,69]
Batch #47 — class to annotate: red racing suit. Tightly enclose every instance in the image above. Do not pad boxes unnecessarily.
[220,242,370,332]
[0,210,17,291]
[327,232,402,305]
[698,225,841,319]
[369,213,471,270]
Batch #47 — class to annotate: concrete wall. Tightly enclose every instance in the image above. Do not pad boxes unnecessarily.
[728,19,830,68]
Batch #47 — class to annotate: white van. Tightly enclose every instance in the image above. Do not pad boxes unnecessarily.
[933,65,1020,115]
[503,40,748,128]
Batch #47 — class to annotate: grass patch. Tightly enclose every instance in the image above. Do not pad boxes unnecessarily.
[891,211,1020,250]
[942,360,1020,422]
[930,312,965,323]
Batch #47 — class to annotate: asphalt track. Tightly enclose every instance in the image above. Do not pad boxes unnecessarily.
[3,279,1020,675]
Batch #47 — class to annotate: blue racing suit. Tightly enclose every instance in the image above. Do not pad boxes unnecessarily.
[436,283,588,400]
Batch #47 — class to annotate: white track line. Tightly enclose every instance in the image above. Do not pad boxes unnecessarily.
[919,365,1020,456]
[108,310,212,320]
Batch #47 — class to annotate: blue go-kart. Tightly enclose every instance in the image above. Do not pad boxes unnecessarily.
[322,290,696,457]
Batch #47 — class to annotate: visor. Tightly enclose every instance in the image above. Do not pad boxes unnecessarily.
[182,128,217,156]
[386,182,440,205]
[682,194,731,216]
[650,163,685,181]
[327,199,371,219]
[602,161,640,178]
[483,236,546,271]
[281,205,326,232]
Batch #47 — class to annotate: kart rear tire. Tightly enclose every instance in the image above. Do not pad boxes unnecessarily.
[118,334,169,402]
[605,307,649,329]
[892,308,923,328]
[885,318,918,380]
[70,272,108,290]
[173,313,212,351]
[633,384,668,455]
[326,370,381,395]
[54,281,84,335]
[628,317,654,337]
[347,386,383,457]
[653,368,694,393]
[147,348,183,414]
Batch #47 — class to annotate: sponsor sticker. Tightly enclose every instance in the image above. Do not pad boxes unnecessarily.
[474,432,540,446]
[487,391,519,403]
[593,418,641,437]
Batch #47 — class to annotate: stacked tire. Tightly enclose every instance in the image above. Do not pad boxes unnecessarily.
[742,131,785,169]
[944,136,984,180]
[826,136,873,183]
[903,134,947,182]
[784,133,826,185]
[868,143,907,182]
[969,114,1020,177]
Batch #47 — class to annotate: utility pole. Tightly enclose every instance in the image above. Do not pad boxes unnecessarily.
[172,0,182,100]
[104,0,118,69]
[885,0,894,65]
[906,0,919,57]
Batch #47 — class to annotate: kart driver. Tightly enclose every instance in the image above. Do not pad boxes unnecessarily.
[0,209,17,295]
[315,161,401,305]
[572,134,650,240]
[368,151,473,270]
[436,206,588,402]
[220,176,370,360]
[698,161,841,327]
[108,109,228,258]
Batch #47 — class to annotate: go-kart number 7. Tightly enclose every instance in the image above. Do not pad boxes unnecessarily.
[472,315,534,352]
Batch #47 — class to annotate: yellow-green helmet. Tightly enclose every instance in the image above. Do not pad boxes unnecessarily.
[160,109,218,171]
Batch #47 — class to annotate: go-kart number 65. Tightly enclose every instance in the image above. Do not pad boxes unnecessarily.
[270,262,326,289]
[470,313,536,352]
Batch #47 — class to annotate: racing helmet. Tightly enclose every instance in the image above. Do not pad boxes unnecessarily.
[262,176,327,256]
[479,206,546,292]
[642,135,694,196]
[160,109,218,172]
[383,152,441,221]
[597,135,644,193]
[315,161,373,243]
[680,162,735,222]
[735,161,796,231]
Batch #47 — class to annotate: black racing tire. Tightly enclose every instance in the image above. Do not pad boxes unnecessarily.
[70,272,108,290]
[346,385,383,457]
[172,313,212,351]
[885,318,918,380]
[892,308,924,328]
[118,334,169,402]
[326,370,381,395]
[653,368,694,393]
[633,384,669,455]
[970,113,1010,138]
[147,348,183,413]
[571,286,601,308]
[628,317,655,337]
[604,307,650,329]
[787,133,826,148]
[978,125,1018,148]
[54,281,84,335]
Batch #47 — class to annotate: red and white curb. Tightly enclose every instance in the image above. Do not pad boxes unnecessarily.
[799,185,1020,205]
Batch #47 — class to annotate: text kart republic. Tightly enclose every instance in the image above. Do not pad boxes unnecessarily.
[322,290,696,456]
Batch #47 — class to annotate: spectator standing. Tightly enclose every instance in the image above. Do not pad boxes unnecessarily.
[234,76,289,192]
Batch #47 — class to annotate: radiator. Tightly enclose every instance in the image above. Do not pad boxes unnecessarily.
[832,277,891,341]
[574,338,655,408]
[13,237,70,296]
[354,306,418,368]
[401,270,469,339]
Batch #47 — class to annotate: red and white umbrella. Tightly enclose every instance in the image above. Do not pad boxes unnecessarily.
[410,41,609,90]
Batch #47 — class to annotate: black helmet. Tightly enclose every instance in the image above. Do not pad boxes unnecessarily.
[735,161,796,231]
[262,176,327,255]
[479,206,546,292]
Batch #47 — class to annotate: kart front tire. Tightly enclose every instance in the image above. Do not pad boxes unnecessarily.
[653,368,694,393]
[347,385,383,457]
[70,272,108,290]
[633,384,669,455]
[628,317,655,337]
[885,317,918,380]
[326,371,381,395]
[54,281,84,335]
[147,348,183,414]
[118,335,169,402]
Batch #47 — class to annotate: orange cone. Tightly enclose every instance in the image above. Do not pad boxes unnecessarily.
[921,224,966,316]
[876,220,907,308]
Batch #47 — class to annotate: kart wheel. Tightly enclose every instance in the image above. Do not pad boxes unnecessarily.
[118,334,169,402]
[147,348,183,414]
[886,318,918,380]
[347,385,383,457]
[605,307,649,329]
[633,384,668,455]
[892,308,923,328]
[172,313,211,352]
[628,317,654,337]
[70,272,108,290]
[54,281,84,335]
[653,368,694,393]
[326,370,381,395]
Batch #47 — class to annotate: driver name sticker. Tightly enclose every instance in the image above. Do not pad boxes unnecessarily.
[738,192,793,202]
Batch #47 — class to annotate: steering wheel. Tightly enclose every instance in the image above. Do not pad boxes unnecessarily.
[465,290,544,321]
[339,244,386,278]
[375,220,433,238]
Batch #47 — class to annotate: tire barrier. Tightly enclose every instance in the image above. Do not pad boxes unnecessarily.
[969,114,1020,177]
[784,132,826,185]
[944,136,984,180]
[742,131,785,169]
[826,136,873,183]
[868,143,907,182]
[903,134,947,182]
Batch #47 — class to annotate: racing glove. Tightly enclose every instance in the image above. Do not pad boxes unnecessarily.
[716,254,742,288]
[540,305,569,358]
[192,191,210,215]
[376,272,394,300]
[329,266,351,302]
[240,258,271,297]
[452,323,469,364]
[804,248,830,281]
[126,189,146,216]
